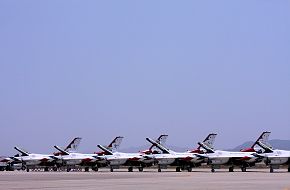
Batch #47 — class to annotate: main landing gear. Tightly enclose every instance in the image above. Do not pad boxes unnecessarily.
[92,166,98,172]
[128,167,133,172]
[229,166,234,172]
[158,166,162,172]
[241,167,247,172]
[138,167,144,172]
[270,166,274,173]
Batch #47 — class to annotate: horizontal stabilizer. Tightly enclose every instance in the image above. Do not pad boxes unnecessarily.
[146,137,170,154]
[149,134,168,152]
[54,146,70,155]
[14,147,29,156]
[97,144,113,155]
[197,142,214,153]
[251,131,272,149]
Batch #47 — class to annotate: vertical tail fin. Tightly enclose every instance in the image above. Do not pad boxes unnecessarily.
[190,133,217,153]
[251,131,272,149]
[107,136,124,152]
[64,137,82,152]
[200,133,217,149]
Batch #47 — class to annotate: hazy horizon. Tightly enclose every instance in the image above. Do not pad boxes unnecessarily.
[1,0,290,156]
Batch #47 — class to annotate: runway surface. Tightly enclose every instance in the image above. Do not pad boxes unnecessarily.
[0,169,289,190]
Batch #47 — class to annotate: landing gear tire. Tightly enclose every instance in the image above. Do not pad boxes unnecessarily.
[241,167,246,172]
[138,167,144,172]
[5,166,13,171]
[85,167,89,172]
[270,166,274,173]
[67,168,71,172]
[211,168,215,173]
[26,168,30,172]
[128,167,133,172]
[288,166,290,172]
[158,166,161,172]
[229,167,234,172]
[176,167,181,172]
[187,167,192,172]
[110,167,114,172]
[92,167,98,172]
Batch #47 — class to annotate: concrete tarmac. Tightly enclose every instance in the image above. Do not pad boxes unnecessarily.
[0,169,289,190]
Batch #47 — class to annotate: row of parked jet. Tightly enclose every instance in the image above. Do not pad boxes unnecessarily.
[0,131,289,173]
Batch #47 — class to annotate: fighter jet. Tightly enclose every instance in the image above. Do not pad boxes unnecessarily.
[54,136,124,172]
[96,145,144,172]
[13,147,57,172]
[197,133,267,172]
[94,135,170,172]
[0,137,82,172]
[145,133,217,172]
[54,146,98,172]
[253,132,290,173]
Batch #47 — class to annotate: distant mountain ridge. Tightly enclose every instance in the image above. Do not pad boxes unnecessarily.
[229,139,290,151]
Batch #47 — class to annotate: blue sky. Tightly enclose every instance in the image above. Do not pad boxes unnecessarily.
[0,0,289,155]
